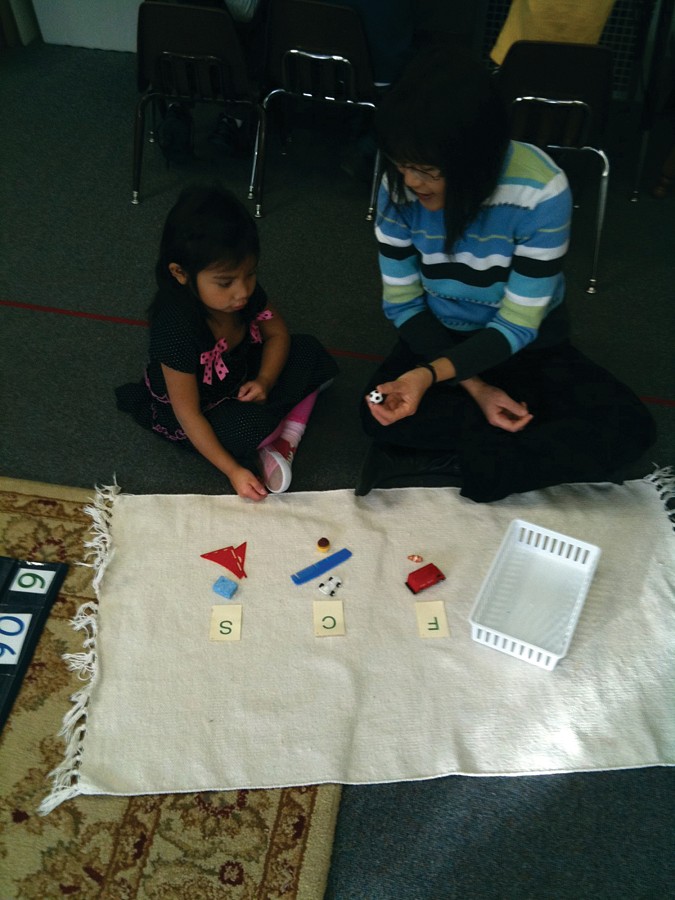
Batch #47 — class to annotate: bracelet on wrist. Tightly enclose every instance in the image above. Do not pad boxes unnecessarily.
[415,362,437,385]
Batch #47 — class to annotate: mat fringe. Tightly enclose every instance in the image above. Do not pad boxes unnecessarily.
[38,480,120,815]
[644,465,675,529]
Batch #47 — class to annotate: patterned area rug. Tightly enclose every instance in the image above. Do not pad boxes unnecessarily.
[0,478,340,899]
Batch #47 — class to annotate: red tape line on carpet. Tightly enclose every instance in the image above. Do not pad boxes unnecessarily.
[2,298,673,405]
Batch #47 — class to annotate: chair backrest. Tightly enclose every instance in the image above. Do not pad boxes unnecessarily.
[510,97,593,149]
[264,0,377,103]
[137,1,254,101]
[497,40,614,146]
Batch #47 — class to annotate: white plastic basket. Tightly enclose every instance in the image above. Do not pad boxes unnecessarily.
[469,519,601,670]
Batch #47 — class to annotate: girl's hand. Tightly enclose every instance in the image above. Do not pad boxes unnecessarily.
[366,368,431,426]
[229,465,268,501]
[237,379,269,403]
[468,381,533,432]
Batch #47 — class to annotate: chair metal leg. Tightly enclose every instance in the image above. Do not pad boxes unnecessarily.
[132,92,162,205]
[249,105,267,218]
[132,99,148,205]
[148,99,155,145]
[630,129,650,202]
[366,149,383,221]
[585,147,610,295]
[248,120,260,201]
[250,90,284,218]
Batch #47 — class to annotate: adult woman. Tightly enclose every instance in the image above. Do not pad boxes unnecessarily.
[358,48,655,502]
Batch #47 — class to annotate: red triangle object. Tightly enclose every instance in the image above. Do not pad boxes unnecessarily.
[234,542,247,575]
[201,542,247,578]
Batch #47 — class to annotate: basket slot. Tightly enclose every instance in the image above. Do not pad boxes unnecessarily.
[516,528,592,566]
[517,525,534,545]
[472,626,556,669]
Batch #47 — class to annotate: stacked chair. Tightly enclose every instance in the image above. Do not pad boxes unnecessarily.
[248,0,383,220]
[131,0,383,220]
[132,0,265,206]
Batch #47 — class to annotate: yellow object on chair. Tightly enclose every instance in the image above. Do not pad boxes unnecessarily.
[491,0,617,65]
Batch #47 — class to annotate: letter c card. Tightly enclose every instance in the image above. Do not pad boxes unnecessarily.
[313,599,345,636]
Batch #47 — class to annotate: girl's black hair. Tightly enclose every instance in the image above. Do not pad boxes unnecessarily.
[375,46,510,250]
[149,182,260,322]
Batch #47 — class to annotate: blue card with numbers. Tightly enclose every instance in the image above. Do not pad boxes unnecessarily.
[0,556,68,732]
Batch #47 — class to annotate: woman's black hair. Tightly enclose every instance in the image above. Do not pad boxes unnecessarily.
[375,45,510,249]
[149,182,260,322]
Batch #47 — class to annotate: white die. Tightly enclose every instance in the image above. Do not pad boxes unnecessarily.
[368,390,384,404]
[318,576,342,596]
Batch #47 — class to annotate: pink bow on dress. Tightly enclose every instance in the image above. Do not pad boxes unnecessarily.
[200,338,229,385]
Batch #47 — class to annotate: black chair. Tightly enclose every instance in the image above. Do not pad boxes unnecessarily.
[496,40,614,294]
[630,0,675,200]
[132,0,265,205]
[248,0,383,220]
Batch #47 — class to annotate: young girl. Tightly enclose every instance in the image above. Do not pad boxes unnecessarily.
[116,184,338,500]
[358,47,656,502]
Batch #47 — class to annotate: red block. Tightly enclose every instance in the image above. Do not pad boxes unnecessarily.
[405,562,445,594]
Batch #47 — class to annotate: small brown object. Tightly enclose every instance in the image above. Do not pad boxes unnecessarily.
[317,537,330,552]
[407,554,423,563]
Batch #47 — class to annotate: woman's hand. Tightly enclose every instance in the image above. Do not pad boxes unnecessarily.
[237,378,269,403]
[365,367,432,426]
[229,465,268,501]
[464,378,533,432]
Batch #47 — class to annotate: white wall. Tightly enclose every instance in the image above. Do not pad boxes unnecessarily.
[32,0,139,52]
[9,0,40,44]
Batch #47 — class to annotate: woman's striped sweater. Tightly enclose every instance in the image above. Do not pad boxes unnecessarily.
[375,141,573,381]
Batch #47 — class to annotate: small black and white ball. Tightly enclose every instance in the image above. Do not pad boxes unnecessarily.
[318,576,342,597]
[368,390,384,404]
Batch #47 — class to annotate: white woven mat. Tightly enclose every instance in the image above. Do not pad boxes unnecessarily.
[42,473,675,812]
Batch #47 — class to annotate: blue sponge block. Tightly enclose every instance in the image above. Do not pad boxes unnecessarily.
[212,576,238,599]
